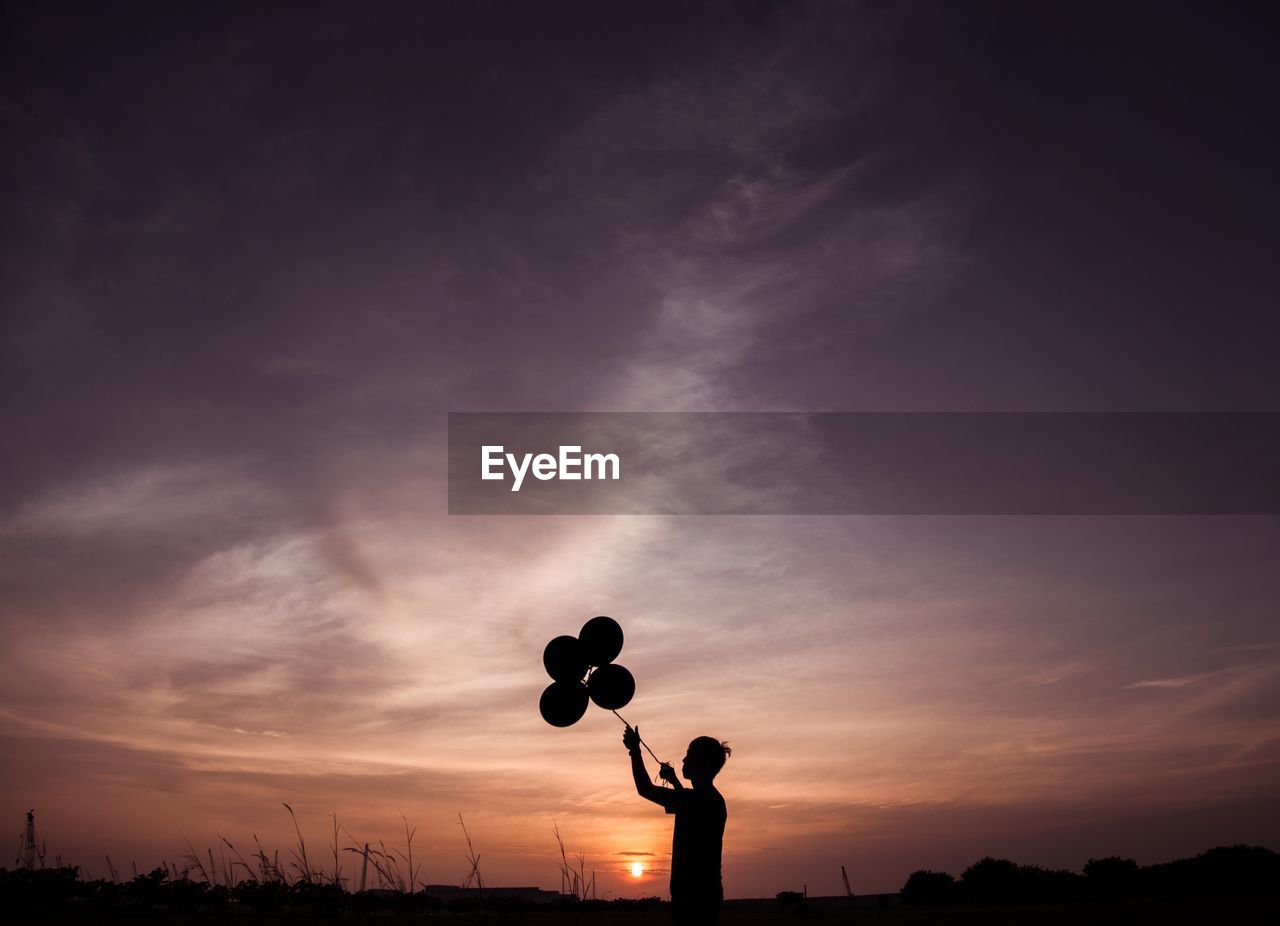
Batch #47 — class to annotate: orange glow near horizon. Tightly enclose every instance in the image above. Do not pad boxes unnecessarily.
[3,514,1279,896]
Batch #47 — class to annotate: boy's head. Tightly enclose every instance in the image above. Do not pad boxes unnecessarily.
[681,736,731,782]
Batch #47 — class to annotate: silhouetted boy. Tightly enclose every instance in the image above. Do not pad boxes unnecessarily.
[624,725,731,925]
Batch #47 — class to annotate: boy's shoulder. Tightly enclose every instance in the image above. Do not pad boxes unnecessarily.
[688,785,726,809]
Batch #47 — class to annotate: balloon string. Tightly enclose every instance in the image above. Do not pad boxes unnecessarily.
[612,709,663,765]
[586,669,662,765]
[592,669,667,785]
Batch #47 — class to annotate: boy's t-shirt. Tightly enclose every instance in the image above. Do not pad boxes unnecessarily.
[658,785,727,900]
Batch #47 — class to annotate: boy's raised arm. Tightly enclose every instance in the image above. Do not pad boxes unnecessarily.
[623,725,669,805]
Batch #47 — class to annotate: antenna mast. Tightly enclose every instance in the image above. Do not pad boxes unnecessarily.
[21,810,43,869]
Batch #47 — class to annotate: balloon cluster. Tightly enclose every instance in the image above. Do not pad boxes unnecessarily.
[539,616,635,727]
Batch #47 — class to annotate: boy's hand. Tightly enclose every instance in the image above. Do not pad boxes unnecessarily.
[658,762,679,785]
[623,725,641,755]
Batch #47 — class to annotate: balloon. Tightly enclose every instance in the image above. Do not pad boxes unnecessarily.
[543,635,588,682]
[539,681,589,727]
[579,615,624,666]
[587,663,635,710]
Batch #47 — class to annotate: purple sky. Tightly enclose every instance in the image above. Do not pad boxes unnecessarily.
[2,0,1278,896]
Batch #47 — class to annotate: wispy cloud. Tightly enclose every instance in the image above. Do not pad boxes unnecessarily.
[1123,672,1219,690]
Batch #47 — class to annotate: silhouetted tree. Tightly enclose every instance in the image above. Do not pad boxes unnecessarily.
[900,869,957,906]
[958,857,1083,904]
[1084,855,1139,896]
[1141,845,1280,895]
[959,857,1022,903]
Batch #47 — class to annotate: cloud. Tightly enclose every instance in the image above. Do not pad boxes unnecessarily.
[6,461,268,537]
[1124,673,1218,689]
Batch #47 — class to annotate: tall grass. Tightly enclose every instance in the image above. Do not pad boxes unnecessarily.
[37,805,591,898]
[337,811,422,892]
[458,814,483,889]
[552,818,593,900]
[168,805,425,892]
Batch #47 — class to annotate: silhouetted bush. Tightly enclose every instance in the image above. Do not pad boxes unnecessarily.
[1139,845,1280,895]
[954,857,1084,904]
[897,844,1280,908]
[347,887,444,915]
[0,866,230,915]
[958,857,1022,903]
[900,869,957,906]
[227,879,289,914]
[1084,855,1139,896]
[0,866,81,913]
[776,889,805,909]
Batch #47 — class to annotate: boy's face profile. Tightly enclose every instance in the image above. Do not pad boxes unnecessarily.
[681,742,709,782]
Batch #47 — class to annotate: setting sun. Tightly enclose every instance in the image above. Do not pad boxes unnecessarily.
[630,862,644,878]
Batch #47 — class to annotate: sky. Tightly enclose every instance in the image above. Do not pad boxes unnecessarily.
[2,0,1279,898]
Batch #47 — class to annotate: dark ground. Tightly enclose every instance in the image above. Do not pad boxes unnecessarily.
[16,893,1280,925]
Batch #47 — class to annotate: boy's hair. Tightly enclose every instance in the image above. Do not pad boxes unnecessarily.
[688,736,732,777]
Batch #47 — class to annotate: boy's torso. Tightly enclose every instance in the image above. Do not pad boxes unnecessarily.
[668,786,726,899]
